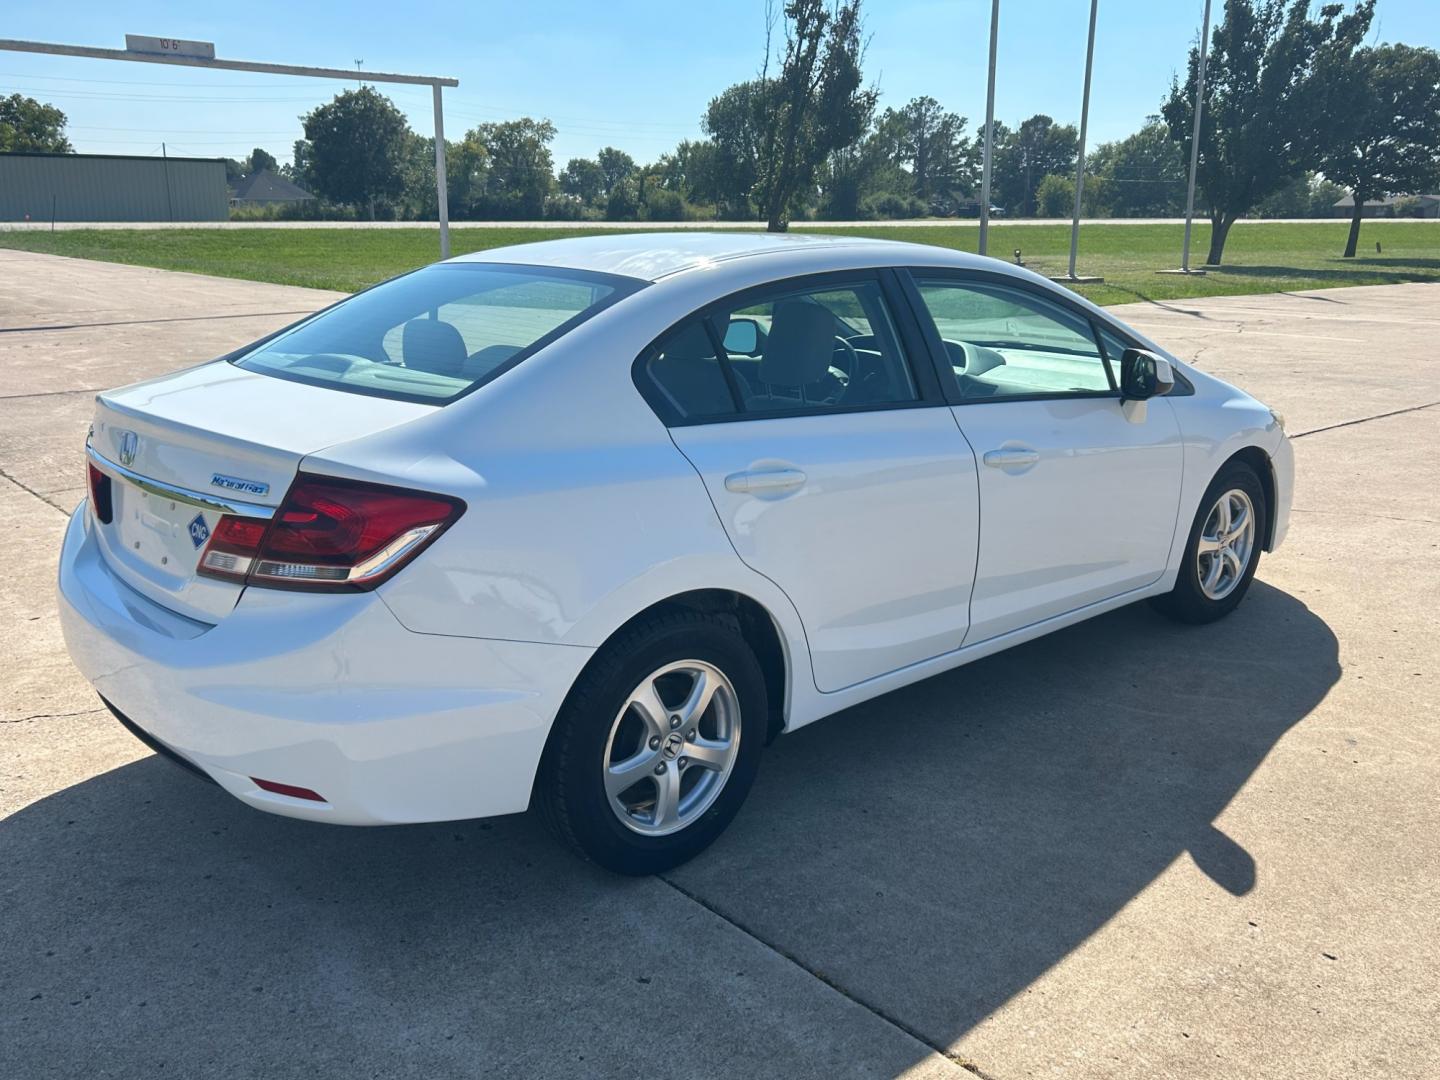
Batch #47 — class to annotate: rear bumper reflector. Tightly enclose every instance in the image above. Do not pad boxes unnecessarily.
[251,777,327,802]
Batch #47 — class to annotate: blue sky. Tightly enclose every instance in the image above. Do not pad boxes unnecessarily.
[4,1,1437,167]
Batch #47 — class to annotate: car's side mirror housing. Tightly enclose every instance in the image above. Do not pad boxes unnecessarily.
[1119,348,1175,402]
[722,317,763,356]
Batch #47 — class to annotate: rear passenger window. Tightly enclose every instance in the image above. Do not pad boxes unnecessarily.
[642,320,739,421]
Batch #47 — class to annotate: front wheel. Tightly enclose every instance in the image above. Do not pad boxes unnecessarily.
[536,610,767,875]
[1151,461,1267,624]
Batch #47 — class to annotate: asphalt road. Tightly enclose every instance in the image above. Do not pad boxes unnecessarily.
[1,250,1436,1079]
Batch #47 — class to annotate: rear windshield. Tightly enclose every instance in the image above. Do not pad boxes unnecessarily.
[234,262,642,404]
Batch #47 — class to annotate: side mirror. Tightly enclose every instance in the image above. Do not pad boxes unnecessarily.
[1119,348,1175,402]
[723,317,762,356]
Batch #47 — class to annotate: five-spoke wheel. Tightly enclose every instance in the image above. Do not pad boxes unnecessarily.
[604,660,741,836]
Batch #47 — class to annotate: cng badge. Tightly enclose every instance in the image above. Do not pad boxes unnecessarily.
[188,513,210,549]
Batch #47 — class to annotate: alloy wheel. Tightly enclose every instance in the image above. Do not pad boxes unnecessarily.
[1196,488,1256,601]
[602,660,741,837]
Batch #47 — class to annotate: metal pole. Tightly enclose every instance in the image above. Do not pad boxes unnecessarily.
[979,0,999,257]
[1181,0,1212,272]
[1067,0,1098,279]
[432,82,450,259]
[161,141,174,223]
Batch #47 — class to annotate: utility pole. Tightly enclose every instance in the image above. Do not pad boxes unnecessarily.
[1163,0,1213,276]
[978,0,999,257]
[1061,0,1101,283]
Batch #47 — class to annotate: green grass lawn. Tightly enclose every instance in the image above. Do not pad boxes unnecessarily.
[1,220,1435,306]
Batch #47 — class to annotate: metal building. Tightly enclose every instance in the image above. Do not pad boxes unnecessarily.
[0,151,228,222]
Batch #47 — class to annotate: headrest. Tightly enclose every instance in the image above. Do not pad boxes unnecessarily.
[760,301,835,387]
[402,318,467,378]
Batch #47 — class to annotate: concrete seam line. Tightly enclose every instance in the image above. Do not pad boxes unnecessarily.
[0,387,105,401]
[0,309,318,335]
[2,708,106,724]
[1292,401,1439,440]
[657,873,978,1075]
[0,465,70,516]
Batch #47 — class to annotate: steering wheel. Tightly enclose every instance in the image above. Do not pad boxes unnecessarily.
[827,335,859,386]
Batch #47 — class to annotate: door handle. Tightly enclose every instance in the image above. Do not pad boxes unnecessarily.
[724,467,807,494]
[982,447,1040,468]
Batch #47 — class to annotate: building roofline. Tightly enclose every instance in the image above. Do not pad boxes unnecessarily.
[0,150,225,164]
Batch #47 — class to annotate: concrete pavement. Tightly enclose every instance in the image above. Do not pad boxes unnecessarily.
[1,248,1436,1078]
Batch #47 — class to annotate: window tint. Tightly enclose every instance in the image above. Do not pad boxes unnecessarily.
[236,263,637,404]
[914,280,1113,401]
[715,280,917,413]
[643,319,739,420]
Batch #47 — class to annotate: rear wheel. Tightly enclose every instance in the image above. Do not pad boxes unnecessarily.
[1151,461,1267,624]
[536,610,766,875]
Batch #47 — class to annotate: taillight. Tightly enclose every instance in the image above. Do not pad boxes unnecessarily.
[198,473,464,591]
[87,463,113,524]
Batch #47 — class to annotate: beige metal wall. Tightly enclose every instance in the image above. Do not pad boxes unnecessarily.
[0,153,228,222]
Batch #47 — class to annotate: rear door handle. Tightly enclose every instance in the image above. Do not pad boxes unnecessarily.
[982,447,1040,468]
[724,468,807,494]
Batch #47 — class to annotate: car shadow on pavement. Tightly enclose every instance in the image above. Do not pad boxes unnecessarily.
[1,582,1337,1077]
[667,579,1341,1052]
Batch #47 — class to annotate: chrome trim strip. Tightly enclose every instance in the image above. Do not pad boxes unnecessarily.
[86,446,277,519]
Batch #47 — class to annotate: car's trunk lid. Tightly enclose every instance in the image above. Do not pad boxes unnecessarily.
[88,362,434,622]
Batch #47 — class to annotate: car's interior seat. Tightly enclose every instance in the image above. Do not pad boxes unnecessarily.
[464,344,524,379]
[401,318,468,379]
[647,321,734,417]
[750,301,838,409]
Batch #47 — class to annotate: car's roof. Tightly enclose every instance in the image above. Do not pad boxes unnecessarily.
[452,230,993,283]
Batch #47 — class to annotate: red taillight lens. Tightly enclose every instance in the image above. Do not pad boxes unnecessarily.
[87,463,113,524]
[197,473,464,591]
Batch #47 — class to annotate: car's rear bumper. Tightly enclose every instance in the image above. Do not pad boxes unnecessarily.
[58,502,593,825]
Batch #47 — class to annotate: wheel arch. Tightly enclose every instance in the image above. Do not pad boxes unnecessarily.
[554,589,791,753]
[1222,444,1278,550]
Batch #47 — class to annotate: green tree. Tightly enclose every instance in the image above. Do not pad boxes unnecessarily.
[992,115,1077,217]
[247,147,279,174]
[0,94,72,152]
[703,80,771,218]
[1085,118,1186,217]
[1316,43,1440,257]
[1035,173,1074,218]
[559,157,605,204]
[872,96,975,212]
[447,134,490,219]
[301,87,412,219]
[596,147,638,195]
[468,118,556,219]
[754,0,876,230]
[1161,0,1373,265]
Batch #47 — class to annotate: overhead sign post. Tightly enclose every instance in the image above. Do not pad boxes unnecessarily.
[0,35,458,258]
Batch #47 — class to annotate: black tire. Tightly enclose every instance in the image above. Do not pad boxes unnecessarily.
[536,609,767,875]
[1151,460,1267,624]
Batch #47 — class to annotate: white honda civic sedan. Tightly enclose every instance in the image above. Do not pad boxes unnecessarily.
[59,233,1291,874]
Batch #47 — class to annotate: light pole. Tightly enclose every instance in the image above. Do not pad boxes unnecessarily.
[1165,0,1213,275]
[1060,0,1102,284]
[978,0,1000,257]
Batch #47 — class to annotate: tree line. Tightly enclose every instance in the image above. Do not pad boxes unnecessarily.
[4,0,1437,264]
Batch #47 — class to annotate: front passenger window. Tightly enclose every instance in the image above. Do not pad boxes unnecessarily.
[914,280,1113,401]
[714,281,918,412]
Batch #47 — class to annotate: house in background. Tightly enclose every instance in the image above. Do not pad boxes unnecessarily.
[1332,193,1440,219]
[229,169,315,208]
